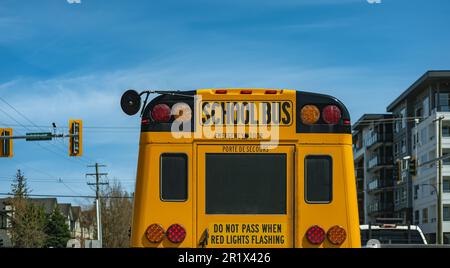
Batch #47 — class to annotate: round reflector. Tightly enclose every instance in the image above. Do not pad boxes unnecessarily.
[166,224,186,244]
[171,102,192,122]
[327,225,347,245]
[306,225,326,245]
[301,105,320,125]
[322,105,342,125]
[145,224,165,243]
[151,104,171,122]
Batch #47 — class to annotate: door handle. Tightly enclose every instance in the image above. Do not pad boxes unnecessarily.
[199,228,209,248]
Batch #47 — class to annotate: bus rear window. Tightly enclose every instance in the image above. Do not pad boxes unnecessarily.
[160,153,188,201]
[305,156,332,203]
[205,154,287,214]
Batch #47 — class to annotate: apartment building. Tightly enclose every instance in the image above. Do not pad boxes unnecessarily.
[387,70,450,244]
[353,114,395,224]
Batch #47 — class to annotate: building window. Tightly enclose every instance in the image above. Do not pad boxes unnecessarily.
[444,125,450,137]
[429,125,435,140]
[414,185,419,200]
[422,208,428,224]
[431,205,437,223]
[423,97,430,117]
[420,128,427,146]
[438,93,450,112]
[444,177,450,193]
[428,150,436,168]
[1,213,6,229]
[429,178,436,195]
[401,108,407,128]
[444,150,450,165]
[444,206,450,221]
[444,233,450,245]
[414,210,420,225]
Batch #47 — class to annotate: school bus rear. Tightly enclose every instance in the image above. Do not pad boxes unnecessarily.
[128,89,361,248]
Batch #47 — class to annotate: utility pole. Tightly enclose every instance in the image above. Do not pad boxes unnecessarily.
[434,116,444,245]
[86,163,108,248]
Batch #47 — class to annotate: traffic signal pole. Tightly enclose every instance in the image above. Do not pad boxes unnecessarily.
[86,163,108,248]
[0,119,83,157]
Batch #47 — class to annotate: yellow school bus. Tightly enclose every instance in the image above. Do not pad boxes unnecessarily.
[120,88,360,248]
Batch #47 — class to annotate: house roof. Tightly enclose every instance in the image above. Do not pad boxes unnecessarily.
[71,206,81,221]
[29,198,58,214]
[387,70,450,112]
[57,203,72,218]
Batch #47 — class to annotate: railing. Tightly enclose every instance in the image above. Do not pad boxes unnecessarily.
[368,157,379,169]
[368,202,394,214]
[367,179,394,192]
[365,133,393,148]
[368,156,394,170]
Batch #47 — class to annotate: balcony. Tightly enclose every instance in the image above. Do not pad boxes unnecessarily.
[367,156,394,171]
[368,202,394,214]
[367,178,394,193]
[365,133,393,149]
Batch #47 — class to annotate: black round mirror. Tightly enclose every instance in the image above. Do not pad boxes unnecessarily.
[121,90,141,116]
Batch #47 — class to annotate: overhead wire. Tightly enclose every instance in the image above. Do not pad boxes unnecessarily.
[0,102,94,167]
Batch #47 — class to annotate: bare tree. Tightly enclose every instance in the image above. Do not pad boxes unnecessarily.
[100,180,133,248]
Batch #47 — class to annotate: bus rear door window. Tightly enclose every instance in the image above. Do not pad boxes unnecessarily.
[160,153,188,201]
[305,156,332,203]
[205,154,287,214]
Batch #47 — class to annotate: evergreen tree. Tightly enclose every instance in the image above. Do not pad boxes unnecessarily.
[10,169,29,198]
[44,208,71,248]
[11,202,47,248]
[9,169,47,248]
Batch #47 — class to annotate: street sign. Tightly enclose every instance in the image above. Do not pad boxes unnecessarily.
[25,132,53,141]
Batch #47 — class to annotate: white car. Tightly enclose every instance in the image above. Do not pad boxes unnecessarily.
[360,224,428,247]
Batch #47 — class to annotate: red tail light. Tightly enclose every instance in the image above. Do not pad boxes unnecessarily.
[322,105,342,125]
[306,225,326,245]
[151,104,171,123]
[265,90,277,94]
[145,224,165,243]
[216,90,228,94]
[240,90,252,94]
[166,224,186,243]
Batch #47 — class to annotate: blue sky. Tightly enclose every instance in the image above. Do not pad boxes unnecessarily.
[1,0,450,205]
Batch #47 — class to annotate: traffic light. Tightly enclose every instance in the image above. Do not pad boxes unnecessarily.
[0,128,13,158]
[69,120,82,157]
[409,158,417,176]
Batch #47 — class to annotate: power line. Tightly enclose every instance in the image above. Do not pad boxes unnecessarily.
[0,96,97,164]
[0,123,139,129]
[0,105,92,167]
[0,193,133,199]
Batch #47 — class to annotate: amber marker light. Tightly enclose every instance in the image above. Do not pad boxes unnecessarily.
[145,224,165,243]
[301,105,321,125]
[327,225,347,245]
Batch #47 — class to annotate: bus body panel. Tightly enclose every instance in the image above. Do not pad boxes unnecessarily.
[296,143,360,248]
[129,89,360,248]
[131,143,194,248]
